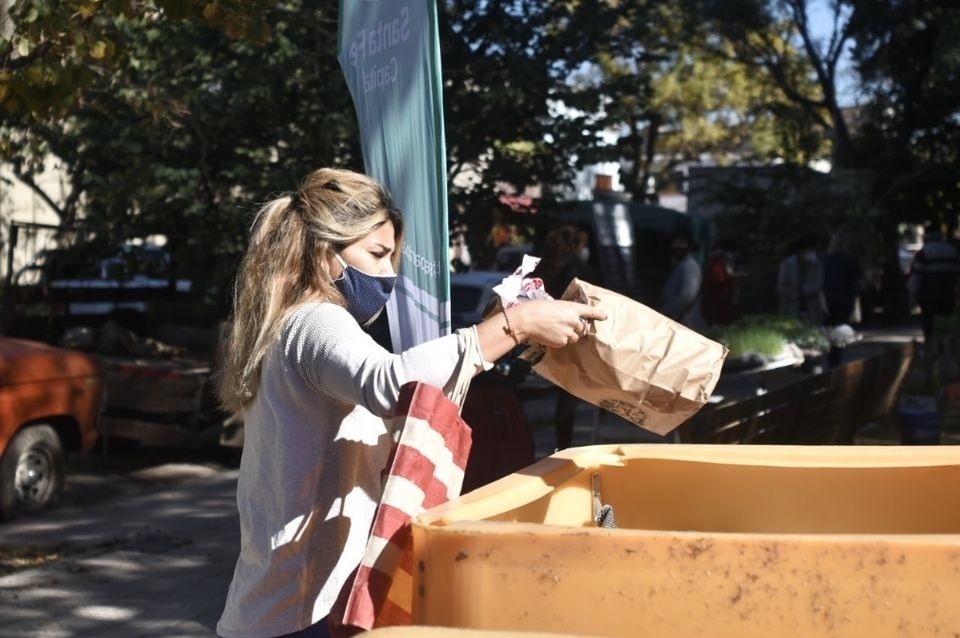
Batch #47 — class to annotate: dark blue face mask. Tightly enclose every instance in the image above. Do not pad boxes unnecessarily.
[334,254,397,326]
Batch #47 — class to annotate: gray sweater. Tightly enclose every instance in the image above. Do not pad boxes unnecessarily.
[218,302,484,637]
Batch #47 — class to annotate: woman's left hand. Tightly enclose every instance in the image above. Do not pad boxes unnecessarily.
[510,299,607,348]
[476,298,607,364]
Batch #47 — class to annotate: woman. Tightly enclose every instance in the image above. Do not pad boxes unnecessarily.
[216,168,605,638]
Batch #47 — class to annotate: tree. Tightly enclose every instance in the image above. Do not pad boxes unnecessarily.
[652,36,828,170]
[686,0,860,169]
[850,0,960,227]
[438,0,654,257]
[539,1,827,202]
[0,0,276,115]
[8,0,912,291]
[2,1,362,302]
[439,0,627,201]
[551,0,668,201]
[1,0,278,223]
[8,0,621,278]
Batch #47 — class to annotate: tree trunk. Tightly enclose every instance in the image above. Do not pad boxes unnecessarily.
[640,113,662,203]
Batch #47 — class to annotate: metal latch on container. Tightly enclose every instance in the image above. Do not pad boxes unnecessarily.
[591,472,617,529]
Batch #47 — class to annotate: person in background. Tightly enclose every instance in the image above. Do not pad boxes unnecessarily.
[821,230,865,327]
[701,239,741,326]
[908,224,960,341]
[533,224,597,450]
[215,168,606,638]
[777,234,826,326]
[661,229,704,330]
[449,222,472,273]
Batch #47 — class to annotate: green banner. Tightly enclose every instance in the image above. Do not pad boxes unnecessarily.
[338,0,450,349]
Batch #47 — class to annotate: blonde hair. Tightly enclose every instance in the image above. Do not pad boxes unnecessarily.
[218,168,403,412]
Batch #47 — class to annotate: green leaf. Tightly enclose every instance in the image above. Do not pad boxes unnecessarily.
[89,40,109,60]
[78,3,98,20]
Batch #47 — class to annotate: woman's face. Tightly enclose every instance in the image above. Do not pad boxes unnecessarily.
[331,220,397,277]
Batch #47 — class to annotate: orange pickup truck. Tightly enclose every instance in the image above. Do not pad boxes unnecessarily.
[0,337,103,520]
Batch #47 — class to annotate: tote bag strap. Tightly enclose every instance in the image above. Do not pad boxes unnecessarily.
[448,326,482,410]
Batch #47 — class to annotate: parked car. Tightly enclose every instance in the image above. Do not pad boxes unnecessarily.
[4,223,229,456]
[0,337,103,521]
[493,244,535,273]
[9,239,193,343]
[450,270,506,330]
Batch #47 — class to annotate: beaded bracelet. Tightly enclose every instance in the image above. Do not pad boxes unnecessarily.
[501,305,521,345]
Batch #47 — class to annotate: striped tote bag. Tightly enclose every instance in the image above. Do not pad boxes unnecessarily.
[335,332,479,631]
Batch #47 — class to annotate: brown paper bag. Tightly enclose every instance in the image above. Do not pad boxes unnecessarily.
[523,278,728,435]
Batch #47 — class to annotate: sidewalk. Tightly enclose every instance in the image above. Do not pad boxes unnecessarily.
[0,322,927,637]
[0,469,240,637]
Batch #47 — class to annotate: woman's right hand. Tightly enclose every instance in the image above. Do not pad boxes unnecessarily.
[509,299,607,348]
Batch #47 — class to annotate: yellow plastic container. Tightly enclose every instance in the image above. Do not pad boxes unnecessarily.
[364,628,599,638]
[411,444,960,637]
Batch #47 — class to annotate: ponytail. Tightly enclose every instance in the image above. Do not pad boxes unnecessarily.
[219,196,323,412]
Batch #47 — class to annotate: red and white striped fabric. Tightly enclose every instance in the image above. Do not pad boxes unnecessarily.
[337,380,473,631]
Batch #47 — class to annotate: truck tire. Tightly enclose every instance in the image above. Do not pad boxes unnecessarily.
[0,424,65,521]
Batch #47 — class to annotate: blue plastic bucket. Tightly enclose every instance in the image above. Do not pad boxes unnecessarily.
[899,397,942,445]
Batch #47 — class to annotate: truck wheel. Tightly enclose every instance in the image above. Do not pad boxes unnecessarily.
[0,424,65,521]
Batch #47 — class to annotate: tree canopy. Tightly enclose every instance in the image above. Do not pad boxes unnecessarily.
[2,0,359,296]
[3,0,959,305]
[850,0,960,226]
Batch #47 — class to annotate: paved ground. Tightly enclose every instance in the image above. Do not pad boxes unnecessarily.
[0,320,941,637]
[0,466,238,637]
